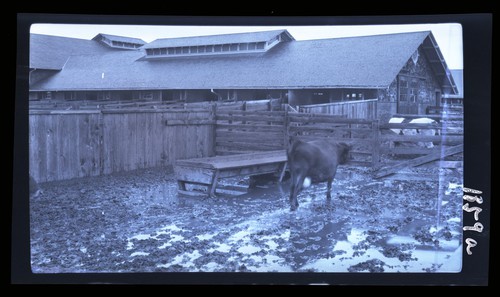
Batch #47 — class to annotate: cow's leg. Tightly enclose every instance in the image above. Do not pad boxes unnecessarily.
[289,173,305,211]
[326,177,333,201]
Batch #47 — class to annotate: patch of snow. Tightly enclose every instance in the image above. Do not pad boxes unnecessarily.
[229,230,251,242]
[208,243,232,253]
[445,183,463,195]
[159,250,202,269]
[202,262,222,271]
[237,245,261,254]
[447,217,461,223]
[196,233,217,241]
[130,252,149,257]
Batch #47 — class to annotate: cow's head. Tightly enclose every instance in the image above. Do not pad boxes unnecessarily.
[337,142,352,164]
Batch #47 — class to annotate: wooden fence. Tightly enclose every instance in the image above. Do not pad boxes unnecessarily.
[29,109,215,183]
[215,110,287,155]
[214,110,378,166]
[297,99,378,119]
[29,100,463,182]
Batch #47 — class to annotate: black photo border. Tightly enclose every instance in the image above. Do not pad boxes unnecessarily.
[12,12,492,286]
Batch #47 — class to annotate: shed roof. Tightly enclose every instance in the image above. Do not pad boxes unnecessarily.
[92,33,146,45]
[142,29,292,49]
[30,31,456,94]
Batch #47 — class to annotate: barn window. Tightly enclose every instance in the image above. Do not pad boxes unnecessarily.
[190,46,198,53]
[239,43,248,51]
[168,48,174,55]
[256,42,265,50]
[214,45,222,52]
[182,47,189,54]
[206,45,214,52]
[248,43,256,50]
[198,46,205,53]
[160,48,167,55]
[411,50,420,64]
[175,47,182,54]
[230,44,238,51]
[153,48,160,55]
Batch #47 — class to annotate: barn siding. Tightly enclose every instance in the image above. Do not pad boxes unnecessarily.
[376,47,442,120]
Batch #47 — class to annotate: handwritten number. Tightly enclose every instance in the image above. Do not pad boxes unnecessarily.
[463,222,484,233]
[463,194,483,204]
[463,187,482,195]
[465,238,477,255]
[462,203,482,221]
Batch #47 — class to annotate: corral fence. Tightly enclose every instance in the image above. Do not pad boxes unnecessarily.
[29,98,463,182]
[214,110,379,167]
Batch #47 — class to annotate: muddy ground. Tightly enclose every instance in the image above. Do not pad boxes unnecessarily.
[30,162,463,274]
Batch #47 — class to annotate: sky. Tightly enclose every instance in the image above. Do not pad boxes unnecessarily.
[30,23,463,69]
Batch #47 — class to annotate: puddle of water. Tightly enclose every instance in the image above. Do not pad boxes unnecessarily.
[124,168,462,273]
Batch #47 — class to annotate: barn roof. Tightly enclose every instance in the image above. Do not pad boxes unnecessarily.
[30,31,457,93]
[142,29,293,49]
[30,34,115,70]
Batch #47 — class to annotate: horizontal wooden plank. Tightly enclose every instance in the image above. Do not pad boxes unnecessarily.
[298,99,378,108]
[217,110,285,116]
[289,115,374,125]
[216,123,284,132]
[29,110,101,115]
[165,119,215,126]
[178,150,286,165]
[174,165,215,184]
[216,130,283,139]
[216,141,284,151]
[393,113,463,121]
[290,135,373,145]
[102,108,211,114]
[381,147,441,155]
[380,135,463,143]
[289,125,371,134]
[380,123,443,129]
[216,115,285,122]
[215,150,268,156]
[218,163,285,179]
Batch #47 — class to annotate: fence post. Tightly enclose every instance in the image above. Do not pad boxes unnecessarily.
[284,107,289,151]
[372,119,380,168]
[98,111,105,176]
[211,103,217,156]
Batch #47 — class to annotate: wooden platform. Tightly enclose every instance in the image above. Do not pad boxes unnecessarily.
[174,150,288,197]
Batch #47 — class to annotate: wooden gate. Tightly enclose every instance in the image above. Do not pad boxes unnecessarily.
[373,113,464,178]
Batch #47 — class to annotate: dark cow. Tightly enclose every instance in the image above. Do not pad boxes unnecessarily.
[287,139,351,211]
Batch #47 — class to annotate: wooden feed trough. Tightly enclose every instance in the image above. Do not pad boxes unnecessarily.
[175,150,288,197]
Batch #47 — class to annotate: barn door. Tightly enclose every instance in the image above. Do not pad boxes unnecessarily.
[397,76,419,114]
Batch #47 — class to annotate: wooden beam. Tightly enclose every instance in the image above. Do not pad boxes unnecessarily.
[373,144,463,179]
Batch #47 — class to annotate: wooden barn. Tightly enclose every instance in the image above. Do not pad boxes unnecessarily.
[29,29,458,119]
